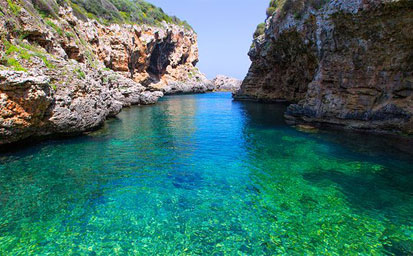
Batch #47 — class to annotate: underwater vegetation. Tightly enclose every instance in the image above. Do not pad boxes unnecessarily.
[0,93,411,255]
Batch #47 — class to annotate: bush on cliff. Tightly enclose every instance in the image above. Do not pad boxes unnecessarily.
[253,23,266,39]
[265,0,329,19]
[266,6,276,17]
[26,0,193,29]
[269,0,278,8]
[30,0,60,18]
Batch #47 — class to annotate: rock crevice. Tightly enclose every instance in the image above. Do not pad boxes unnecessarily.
[0,1,211,145]
[235,0,413,134]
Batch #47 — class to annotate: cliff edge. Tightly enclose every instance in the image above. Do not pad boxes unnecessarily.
[234,0,413,135]
[0,0,211,145]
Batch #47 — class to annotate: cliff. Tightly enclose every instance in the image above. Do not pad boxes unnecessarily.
[0,0,211,145]
[235,0,413,135]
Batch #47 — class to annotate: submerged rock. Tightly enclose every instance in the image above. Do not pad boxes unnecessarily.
[235,0,413,135]
[295,124,319,133]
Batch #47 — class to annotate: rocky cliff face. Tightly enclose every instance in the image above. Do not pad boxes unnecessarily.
[0,0,211,145]
[0,0,213,145]
[235,0,413,134]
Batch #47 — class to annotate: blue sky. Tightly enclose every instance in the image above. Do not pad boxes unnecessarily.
[149,0,269,79]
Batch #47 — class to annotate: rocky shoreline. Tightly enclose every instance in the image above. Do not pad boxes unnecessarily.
[235,0,413,135]
[0,1,215,146]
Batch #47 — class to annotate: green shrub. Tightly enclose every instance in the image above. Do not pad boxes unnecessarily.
[41,56,55,69]
[2,57,27,71]
[4,42,20,55]
[5,40,57,69]
[269,0,279,8]
[270,0,329,19]
[75,67,86,79]
[266,7,277,17]
[6,0,21,15]
[3,40,31,61]
[70,3,88,21]
[253,23,266,39]
[31,0,60,18]
[65,32,75,38]
[45,19,64,36]
[84,50,98,69]
[66,0,193,29]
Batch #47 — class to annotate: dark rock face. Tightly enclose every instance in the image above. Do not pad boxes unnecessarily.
[147,33,176,79]
[235,0,413,134]
[239,31,318,102]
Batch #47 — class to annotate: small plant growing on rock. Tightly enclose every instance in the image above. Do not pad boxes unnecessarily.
[269,0,279,8]
[65,32,75,38]
[266,7,277,17]
[45,19,64,37]
[75,67,86,80]
[254,23,266,39]
[31,0,60,18]
[17,41,56,69]
[1,57,27,71]
[41,56,55,69]
[266,0,280,17]
[6,0,21,15]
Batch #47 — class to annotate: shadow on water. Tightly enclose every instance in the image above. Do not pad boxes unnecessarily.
[0,93,412,254]
[303,169,413,220]
[238,97,413,254]
[236,100,289,128]
[310,128,413,160]
[170,171,203,190]
[239,100,413,215]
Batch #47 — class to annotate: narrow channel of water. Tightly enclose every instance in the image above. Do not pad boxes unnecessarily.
[0,93,412,255]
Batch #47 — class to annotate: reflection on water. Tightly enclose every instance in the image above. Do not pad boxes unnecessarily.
[0,93,412,255]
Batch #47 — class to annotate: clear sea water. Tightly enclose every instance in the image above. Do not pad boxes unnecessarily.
[0,92,412,255]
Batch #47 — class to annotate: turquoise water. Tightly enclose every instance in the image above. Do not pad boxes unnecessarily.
[0,93,412,255]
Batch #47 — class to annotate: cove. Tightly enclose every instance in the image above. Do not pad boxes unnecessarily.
[0,93,412,255]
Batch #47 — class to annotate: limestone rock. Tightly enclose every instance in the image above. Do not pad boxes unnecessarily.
[0,2,208,145]
[212,75,242,92]
[0,71,54,144]
[235,0,413,134]
[139,91,164,105]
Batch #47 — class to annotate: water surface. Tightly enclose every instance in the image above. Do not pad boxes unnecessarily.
[0,93,412,255]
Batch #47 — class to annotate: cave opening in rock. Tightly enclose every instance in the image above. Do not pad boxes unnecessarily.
[146,33,176,81]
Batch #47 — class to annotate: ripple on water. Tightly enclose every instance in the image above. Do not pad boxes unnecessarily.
[0,93,412,255]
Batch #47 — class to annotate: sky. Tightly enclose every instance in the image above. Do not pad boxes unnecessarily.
[148,0,269,79]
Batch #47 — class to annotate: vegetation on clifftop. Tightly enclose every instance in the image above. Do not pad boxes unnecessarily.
[1,0,194,71]
[19,0,192,29]
[253,22,265,39]
[266,0,329,18]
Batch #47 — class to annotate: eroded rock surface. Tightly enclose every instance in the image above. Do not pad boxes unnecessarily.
[212,75,242,92]
[0,0,209,145]
[235,0,413,134]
